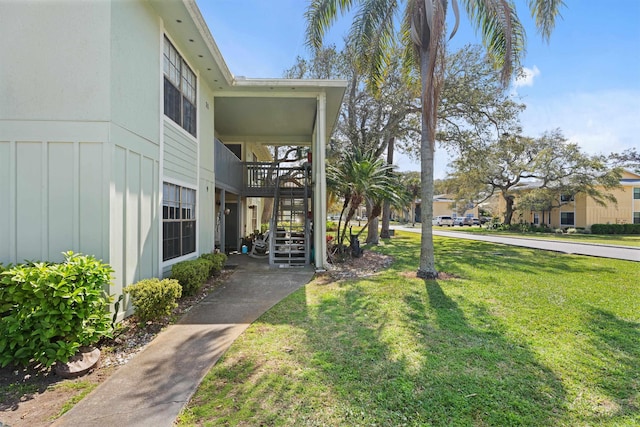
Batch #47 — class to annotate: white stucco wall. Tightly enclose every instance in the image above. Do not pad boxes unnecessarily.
[0,1,112,265]
[0,1,111,121]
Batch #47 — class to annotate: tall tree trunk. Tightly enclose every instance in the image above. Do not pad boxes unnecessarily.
[411,202,416,225]
[366,200,380,244]
[260,199,273,225]
[417,46,438,280]
[380,137,395,238]
[503,193,515,224]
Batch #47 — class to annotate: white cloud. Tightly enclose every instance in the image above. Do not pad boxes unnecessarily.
[520,89,640,155]
[514,65,541,88]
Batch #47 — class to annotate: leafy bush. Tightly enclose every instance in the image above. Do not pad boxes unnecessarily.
[170,258,211,296]
[591,223,640,235]
[199,253,227,276]
[124,278,182,323]
[0,252,113,367]
[528,224,553,233]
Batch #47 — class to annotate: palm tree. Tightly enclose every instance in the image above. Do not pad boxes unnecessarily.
[306,0,563,278]
[327,147,406,251]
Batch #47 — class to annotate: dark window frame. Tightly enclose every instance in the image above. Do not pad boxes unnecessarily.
[163,36,197,137]
[560,211,575,226]
[163,182,196,261]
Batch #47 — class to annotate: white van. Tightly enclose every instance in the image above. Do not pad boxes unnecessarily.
[432,215,454,226]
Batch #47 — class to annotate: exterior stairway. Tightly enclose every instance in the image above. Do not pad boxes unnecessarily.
[269,169,311,266]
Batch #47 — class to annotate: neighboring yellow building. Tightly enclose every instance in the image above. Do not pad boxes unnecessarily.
[500,170,640,229]
[433,195,480,219]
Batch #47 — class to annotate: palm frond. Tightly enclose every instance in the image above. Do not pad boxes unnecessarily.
[463,0,526,86]
[449,0,461,39]
[348,0,400,89]
[305,0,356,49]
[528,0,564,41]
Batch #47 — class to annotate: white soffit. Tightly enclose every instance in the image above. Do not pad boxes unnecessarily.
[151,0,347,144]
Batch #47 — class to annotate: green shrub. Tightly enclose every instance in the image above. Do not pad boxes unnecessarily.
[0,252,113,368]
[591,223,640,235]
[124,278,182,323]
[170,258,211,296]
[199,253,227,276]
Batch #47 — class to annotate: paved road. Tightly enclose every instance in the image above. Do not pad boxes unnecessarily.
[393,226,640,262]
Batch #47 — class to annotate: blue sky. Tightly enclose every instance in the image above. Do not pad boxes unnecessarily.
[198,0,640,177]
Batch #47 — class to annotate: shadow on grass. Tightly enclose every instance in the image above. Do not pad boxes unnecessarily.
[182,233,629,425]
[583,308,640,423]
[410,279,567,425]
[191,275,568,425]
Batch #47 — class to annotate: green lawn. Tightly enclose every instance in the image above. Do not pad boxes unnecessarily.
[437,226,640,247]
[177,232,639,426]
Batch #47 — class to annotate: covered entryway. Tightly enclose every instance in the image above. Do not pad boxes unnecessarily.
[212,79,346,270]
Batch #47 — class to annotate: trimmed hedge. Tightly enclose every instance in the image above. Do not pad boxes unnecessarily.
[0,252,113,367]
[170,253,228,296]
[591,223,640,235]
[199,252,227,276]
[170,258,212,296]
[124,278,182,323]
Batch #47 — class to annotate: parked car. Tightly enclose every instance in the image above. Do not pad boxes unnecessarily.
[471,218,481,226]
[453,217,473,226]
[432,215,454,226]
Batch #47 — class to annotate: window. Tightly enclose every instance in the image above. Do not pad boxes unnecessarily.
[163,37,196,137]
[533,213,540,225]
[163,182,196,261]
[560,212,574,226]
[560,194,574,203]
[634,212,640,224]
[634,188,640,200]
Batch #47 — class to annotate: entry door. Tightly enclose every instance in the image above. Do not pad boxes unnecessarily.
[224,202,239,251]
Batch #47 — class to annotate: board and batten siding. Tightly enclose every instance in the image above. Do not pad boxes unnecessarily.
[0,138,109,265]
[107,123,160,317]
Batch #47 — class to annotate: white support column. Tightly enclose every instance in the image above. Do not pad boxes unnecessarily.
[313,92,328,271]
[220,189,226,253]
[236,197,243,252]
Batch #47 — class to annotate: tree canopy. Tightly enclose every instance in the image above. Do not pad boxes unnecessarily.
[447,129,623,224]
[306,0,563,279]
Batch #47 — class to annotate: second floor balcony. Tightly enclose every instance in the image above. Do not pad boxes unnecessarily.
[215,139,309,197]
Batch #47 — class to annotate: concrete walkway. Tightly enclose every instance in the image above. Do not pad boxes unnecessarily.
[53,255,315,427]
[394,225,640,262]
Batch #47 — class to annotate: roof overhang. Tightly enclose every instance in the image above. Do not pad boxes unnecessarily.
[150,0,347,146]
[149,0,234,89]
[213,79,346,145]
